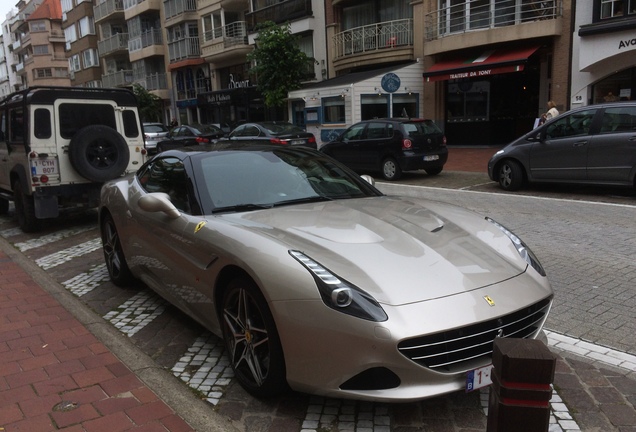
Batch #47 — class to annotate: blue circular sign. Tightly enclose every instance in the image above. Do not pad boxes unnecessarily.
[381,73,401,93]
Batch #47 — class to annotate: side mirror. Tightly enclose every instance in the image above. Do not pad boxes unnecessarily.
[138,193,180,218]
[360,174,375,186]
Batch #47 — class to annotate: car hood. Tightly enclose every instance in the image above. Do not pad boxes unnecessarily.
[227,196,527,306]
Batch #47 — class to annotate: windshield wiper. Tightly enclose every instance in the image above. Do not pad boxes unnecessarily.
[212,203,274,214]
[271,195,334,207]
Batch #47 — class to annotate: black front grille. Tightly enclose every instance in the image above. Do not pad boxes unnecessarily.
[397,297,552,372]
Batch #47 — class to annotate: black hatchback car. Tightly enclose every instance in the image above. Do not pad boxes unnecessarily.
[222,122,317,149]
[320,118,448,180]
[488,102,636,191]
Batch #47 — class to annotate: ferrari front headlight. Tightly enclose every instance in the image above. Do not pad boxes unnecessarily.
[289,250,388,322]
[486,217,546,277]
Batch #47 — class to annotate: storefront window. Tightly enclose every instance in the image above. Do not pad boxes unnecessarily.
[591,68,635,104]
[447,81,490,122]
[323,97,345,124]
[361,94,389,120]
[392,94,418,118]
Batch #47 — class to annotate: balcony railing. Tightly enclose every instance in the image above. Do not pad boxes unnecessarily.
[102,69,134,87]
[425,0,562,41]
[203,21,248,46]
[98,33,130,56]
[164,0,197,20]
[246,0,312,31]
[129,28,163,52]
[168,36,200,62]
[136,72,168,90]
[333,18,413,60]
[94,0,124,22]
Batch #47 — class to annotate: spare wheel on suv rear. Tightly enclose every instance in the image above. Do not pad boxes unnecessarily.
[69,125,130,183]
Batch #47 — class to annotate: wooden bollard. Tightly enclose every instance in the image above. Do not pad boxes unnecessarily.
[487,338,557,432]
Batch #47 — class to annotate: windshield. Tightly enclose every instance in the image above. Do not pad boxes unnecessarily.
[261,122,305,135]
[195,148,381,213]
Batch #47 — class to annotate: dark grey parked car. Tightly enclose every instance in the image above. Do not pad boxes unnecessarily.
[488,102,636,191]
[320,118,448,181]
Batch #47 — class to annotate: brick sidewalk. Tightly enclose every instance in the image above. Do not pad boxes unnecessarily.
[444,146,501,173]
[0,251,193,431]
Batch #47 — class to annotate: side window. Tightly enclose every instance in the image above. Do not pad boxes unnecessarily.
[59,103,116,138]
[600,107,636,133]
[342,124,366,141]
[9,108,25,143]
[246,125,260,136]
[138,157,191,213]
[34,108,52,139]
[366,122,387,139]
[122,110,139,138]
[546,109,596,139]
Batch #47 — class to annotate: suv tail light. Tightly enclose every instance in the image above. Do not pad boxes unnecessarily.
[402,139,413,150]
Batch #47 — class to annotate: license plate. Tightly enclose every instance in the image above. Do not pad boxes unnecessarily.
[291,140,304,145]
[423,155,440,162]
[466,364,493,392]
[31,158,59,176]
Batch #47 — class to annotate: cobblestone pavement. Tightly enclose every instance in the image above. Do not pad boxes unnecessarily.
[1,147,635,431]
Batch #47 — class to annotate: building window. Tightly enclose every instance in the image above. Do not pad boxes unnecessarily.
[61,0,72,13]
[591,67,635,103]
[35,68,53,78]
[322,96,345,124]
[30,21,46,32]
[33,45,49,55]
[447,81,490,122]
[83,48,99,68]
[64,25,78,45]
[69,54,81,72]
[600,0,630,18]
[361,94,389,120]
[78,16,95,38]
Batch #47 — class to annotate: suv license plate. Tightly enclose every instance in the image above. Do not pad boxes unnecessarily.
[423,155,440,162]
[466,364,493,392]
[31,158,59,176]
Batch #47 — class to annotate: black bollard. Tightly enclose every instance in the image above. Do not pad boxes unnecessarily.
[486,338,557,432]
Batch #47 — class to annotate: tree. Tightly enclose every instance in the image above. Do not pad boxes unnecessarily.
[247,21,311,108]
[132,83,163,122]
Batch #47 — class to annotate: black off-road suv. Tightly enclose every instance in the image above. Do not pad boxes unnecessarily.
[0,86,146,232]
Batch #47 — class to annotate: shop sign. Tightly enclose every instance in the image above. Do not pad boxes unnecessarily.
[381,73,401,93]
[228,73,250,89]
[204,93,232,104]
[618,38,636,49]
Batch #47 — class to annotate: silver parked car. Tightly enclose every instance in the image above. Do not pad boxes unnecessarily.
[142,122,170,154]
[488,102,636,191]
[99,143,553,401]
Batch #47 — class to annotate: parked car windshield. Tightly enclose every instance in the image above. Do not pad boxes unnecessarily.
[144,123,168,133]
[192,148,382,213]
[191,124,223,135]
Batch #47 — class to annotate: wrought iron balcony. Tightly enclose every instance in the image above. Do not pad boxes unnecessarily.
[333,18,413,60]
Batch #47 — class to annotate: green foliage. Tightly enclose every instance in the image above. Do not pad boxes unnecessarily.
[247,21,311,108]
[132,83,163,122]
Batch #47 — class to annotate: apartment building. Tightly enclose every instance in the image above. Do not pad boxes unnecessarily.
[61,0,101,87]
[571,0,636,107]
[0,34,10,98]
[11,0,70,89]
[174,0,326,127]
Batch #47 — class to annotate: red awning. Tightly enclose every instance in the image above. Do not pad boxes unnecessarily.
[423,46,540,82]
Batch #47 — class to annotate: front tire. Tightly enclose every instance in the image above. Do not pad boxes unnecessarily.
[497,160,524,191]
[13,181,39,232]
[101,213,134,286]
[221,277,286,398]
[425,167,443,176]
[381,158,402,181]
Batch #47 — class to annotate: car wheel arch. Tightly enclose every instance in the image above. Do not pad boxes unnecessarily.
[496,158,527,190]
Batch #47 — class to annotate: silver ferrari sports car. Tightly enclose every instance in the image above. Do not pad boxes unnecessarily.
[99,143,553,402]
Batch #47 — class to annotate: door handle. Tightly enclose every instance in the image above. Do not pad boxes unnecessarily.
[573,141,588,147]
